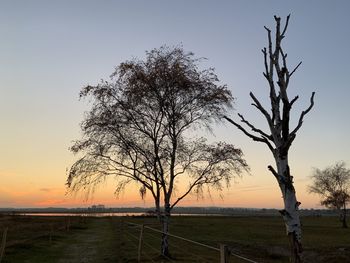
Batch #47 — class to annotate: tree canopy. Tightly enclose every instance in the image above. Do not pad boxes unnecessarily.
[67,46,248,256]
[309,162,350,228]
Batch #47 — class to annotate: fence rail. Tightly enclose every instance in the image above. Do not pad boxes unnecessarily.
[1,216,260,262]
[125,221,259,263]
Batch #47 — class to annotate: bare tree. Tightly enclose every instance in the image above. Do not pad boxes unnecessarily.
[224,16,315,262]
[309,162,350,228]
[67,46,248,257]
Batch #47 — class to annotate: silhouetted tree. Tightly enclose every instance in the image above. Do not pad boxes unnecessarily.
[224,16,315,262]
[309,162,350,228]
[67,46,248,257]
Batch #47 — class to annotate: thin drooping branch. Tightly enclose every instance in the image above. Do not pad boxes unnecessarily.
[170,143,247,209]
[68,47,248,244]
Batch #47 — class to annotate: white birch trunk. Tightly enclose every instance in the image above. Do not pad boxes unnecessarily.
[160,204,171,257]
[224,15,315,263]
[275,155,302,263]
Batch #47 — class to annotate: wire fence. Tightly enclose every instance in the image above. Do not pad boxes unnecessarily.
[125,221,259,263]
[0,215,260,262]
[0,215,85,263]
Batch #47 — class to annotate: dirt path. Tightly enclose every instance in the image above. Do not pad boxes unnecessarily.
[56,217,122,263]
[3,217,136,263]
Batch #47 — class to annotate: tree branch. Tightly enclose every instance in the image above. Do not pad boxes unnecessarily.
[264,25,274,80]
[281,14,290,37]
[268,165,280,180]
[290,95,299,108]
[290,92,315,138]
[224,115,274,152]
[290,61,302,77]
[237,113,272,140]
[249,92,273,126]
[262,48,270,80]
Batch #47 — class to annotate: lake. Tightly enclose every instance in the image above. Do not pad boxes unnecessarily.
[19,212,226,217]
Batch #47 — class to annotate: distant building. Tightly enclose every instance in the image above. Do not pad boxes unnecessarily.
[90,204,105,211]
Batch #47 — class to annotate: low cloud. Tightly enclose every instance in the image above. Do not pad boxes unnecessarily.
[34,199,66,206]
[39,188,52,192]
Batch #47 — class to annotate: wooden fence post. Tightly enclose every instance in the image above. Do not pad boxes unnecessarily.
[137,224,145,263]
[49,224,53,244]
[65,217,71,232]
[0,227,8,263]
[67,216,71,232]
[220,244,229,263]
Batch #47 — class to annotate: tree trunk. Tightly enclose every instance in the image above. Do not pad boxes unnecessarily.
[275,156,303,263]
[155,196,161,220]
[342,203,348,228]
[161,203,171,258]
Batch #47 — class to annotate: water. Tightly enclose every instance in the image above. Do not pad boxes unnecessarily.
[20,212,145,217]
[19,212,225,217]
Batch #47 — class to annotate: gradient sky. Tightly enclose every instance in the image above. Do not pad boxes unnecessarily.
[1,0,349,209]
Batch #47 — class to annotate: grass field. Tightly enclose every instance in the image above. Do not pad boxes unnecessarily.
[0,214,349,262]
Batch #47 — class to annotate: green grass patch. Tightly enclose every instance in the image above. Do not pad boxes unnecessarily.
[1,215,349,262]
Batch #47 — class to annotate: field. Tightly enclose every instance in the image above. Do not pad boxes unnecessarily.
[0,214,349,262]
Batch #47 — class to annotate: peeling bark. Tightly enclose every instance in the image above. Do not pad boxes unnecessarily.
[225,15,315,263]
[275,155,302,262]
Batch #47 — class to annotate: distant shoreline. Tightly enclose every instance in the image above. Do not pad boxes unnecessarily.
[0,207,339,217]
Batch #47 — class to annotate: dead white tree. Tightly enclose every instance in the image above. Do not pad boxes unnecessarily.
[224,15,315,262]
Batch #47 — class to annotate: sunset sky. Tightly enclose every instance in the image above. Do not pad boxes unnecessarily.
[1,0,350,209]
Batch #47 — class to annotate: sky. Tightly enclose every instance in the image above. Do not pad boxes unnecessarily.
[1,0,350,209]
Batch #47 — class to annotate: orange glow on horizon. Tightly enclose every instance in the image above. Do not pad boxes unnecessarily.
[0,184,321,209]
[0,165,322,209]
